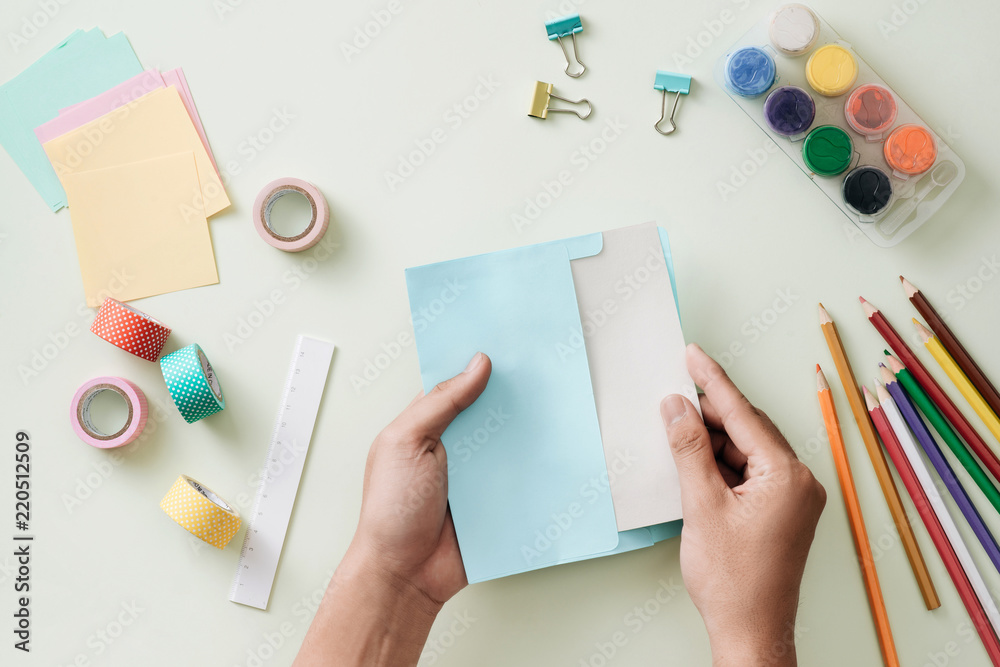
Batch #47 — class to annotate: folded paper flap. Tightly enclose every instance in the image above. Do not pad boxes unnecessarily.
[406,241,620,584]
[403,232,602,282]
[545,231,603,260]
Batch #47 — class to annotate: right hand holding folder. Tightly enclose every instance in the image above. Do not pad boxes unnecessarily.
[661,344,827,667]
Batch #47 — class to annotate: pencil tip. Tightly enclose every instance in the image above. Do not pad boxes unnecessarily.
[875,381,892,403]
[858,296,867,304]
[886,354,905,373]
[913,319,933,341]
[816,366,829,391]
[879,363,896,384]
[863,385,879,410]
[899,275,904,283]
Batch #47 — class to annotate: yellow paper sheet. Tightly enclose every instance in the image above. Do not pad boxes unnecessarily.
[63,152,219,306]
[42,86,229,217]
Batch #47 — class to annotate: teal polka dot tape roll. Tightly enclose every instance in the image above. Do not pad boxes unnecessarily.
[160,344,225,423]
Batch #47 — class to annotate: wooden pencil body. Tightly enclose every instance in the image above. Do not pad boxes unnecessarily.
[912,289,1000,421]
[818,385,899,667]
[821,319,938,609]
[868,308,1000,483]
[925,335,1000,443]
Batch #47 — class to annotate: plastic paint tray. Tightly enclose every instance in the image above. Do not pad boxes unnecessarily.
[714,4,965,247]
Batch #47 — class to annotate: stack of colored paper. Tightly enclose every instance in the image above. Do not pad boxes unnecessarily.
[0,29,230,306]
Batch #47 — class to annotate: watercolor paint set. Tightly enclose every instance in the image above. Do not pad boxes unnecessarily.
[714,3,965,247]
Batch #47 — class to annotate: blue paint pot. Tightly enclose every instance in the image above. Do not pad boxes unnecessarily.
[725,47,776,98]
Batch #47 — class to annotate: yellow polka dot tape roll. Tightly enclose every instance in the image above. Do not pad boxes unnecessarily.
[160,475,241,549]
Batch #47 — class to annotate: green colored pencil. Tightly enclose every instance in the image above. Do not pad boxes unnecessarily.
[886,353,1000,515]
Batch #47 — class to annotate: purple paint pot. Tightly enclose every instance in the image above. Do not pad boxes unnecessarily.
[763,86,816,137]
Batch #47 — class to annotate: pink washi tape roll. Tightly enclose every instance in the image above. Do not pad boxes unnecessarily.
[70,377,148,448]
[252,178,330,252]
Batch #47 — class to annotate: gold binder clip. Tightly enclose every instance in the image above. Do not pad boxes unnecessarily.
[528,81,592,120]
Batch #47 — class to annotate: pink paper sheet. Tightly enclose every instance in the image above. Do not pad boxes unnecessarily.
[36,68,218,174]
[36,70,164,143]
[161,68,217,171]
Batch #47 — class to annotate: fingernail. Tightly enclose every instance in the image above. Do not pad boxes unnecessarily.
[662,395,688,425]
[463,352,484,373]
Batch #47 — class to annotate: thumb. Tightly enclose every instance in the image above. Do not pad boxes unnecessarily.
[661,395,727,507]
[396,352,493,444]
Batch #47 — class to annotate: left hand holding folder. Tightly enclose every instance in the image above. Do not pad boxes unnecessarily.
[295,353,492,667]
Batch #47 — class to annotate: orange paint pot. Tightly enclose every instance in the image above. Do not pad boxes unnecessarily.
[884,124,937,176]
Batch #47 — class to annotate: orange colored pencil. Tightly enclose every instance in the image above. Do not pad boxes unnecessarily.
[817,365,899,667]
[818,304,938,609]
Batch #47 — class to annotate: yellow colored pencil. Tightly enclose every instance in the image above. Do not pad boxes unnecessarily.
[914,319,1000,444]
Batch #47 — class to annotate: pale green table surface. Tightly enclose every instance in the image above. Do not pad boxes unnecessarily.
[2,0,999,664]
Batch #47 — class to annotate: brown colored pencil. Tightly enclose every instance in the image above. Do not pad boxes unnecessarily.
[819,304,939,610]
[901,276,1000,423]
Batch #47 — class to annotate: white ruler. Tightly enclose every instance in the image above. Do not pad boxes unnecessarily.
[229,335,334,609]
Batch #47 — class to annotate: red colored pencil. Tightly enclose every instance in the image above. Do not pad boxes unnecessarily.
[860,297,1000,483]
[866,386,1000,665]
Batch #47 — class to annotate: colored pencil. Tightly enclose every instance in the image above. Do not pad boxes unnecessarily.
[817,366,899,667]
[914,319,1000,444]
[861,297,1000,483]
[902,276,1000,423]
[880,364,1000,574]
[867,384,1000,663]
[886,353,1000,514]
[819,304,938,609]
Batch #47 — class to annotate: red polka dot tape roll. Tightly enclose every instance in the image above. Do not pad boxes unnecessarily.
[69,377,148,448]
[91,298,171,361]
[160,475,241,549]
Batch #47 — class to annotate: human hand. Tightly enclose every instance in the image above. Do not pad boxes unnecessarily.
[296,353,491,667]
[660,345,826,666]
[347,351,491,606]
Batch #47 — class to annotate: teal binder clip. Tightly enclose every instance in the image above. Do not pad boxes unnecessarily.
[653,71,692,136]
[545,14,586,78]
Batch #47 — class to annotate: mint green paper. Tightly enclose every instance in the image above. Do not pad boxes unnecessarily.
[0,31,142,210]
[406,241,620,583]
[0,30,96,181]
